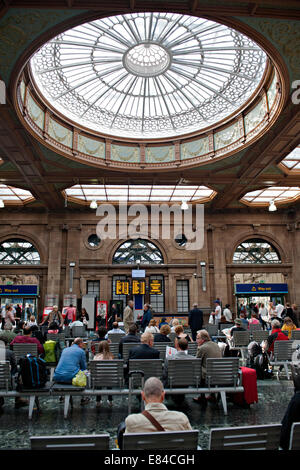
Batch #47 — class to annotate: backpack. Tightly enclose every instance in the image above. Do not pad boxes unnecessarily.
[253,352,272,380]
[17,354,47,390]
[43,340,57,363]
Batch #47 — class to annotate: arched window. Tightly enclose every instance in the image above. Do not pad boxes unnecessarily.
[0,238,40,265]
[112,239,164,265]
[233,238,281,264]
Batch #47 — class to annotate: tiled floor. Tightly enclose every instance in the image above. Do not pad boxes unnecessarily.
[0,377,294,450]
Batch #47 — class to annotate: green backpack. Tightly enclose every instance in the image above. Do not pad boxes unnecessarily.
[43,340,57,363]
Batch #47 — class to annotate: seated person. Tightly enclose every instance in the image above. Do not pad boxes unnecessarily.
[123,377,192,435]
[0,337,27,409]
[119,323,140,358]
[10,325,44,356]
[267,319,289,356]
[128,332,159,360]
[174,324,192,342]
[281,316,297,339]
[27,315,38,327]
[0,321,16,344]
[239,312,249,329]
[170,318,179,332]
[223,318,246,357]
[248,313,260,328]
[105,321,124,339]
[69,318,84,328]
[159,317,168,329]
[144,318,160,334]
[30,324,45,345]
[53,337,86,384]
[154,324,172,343]
[47,321,60,334]
[91,326,109,355]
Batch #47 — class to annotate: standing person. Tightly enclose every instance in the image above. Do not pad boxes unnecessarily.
[258,302,269,330]
[223,304,233,322]
[209,300,222,325]
[78,308,89,326]
[141,303,152,332]
[64,304,77,325]
[4,305,16,329]
[292,304,299,327]
[107,303,118,331]
[0,304,7,329]
[188,303,203,341]
[123,300,134,334]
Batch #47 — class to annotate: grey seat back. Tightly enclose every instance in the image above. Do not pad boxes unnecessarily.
[206,357,240,387]
[128,359,163,383]
[204,324,218,336]
[12,343,38,362]
[122,342,140,362]
[209,424,281,450]
[249,323,262,332]
[167,358,202,388]
[123,430,199,450]
[273,340,294,361]
[187,342,198,356]
[89,359,124,388]
[30,434,110,450]
[289,422,300,450]
[168,332,176,343]
[252,330,269,343]
[63,325,71,337]
[232,330,250,347]
[93,342,119,358]
[0,361,11,391]
[107,333,125,343]
[153,342,172,360]
[291,330,300,340]
[71,326,87,338]
[219,323,234,334]
[47,333,65,342]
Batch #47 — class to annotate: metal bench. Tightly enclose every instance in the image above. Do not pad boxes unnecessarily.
[128,359,163,412]
[209,423,281,450]
[228,331,251,364]
[291,330,300,340]
[46,332,65,342]
[289,421,300,450]
[71,326,88,338]
[122,430,199,450]
[187,342,198,356]
[30,433,110,450]
[204,324,218,337]
[252,330,269,343]
[89,359,124,391]
[107,333,125,343]
[205,357,242,415]
[166,358,202,389]
[249,323,263,333]
[270,340,294,379]
[12,343,38,362]
[51,382,86,418]
[153,342,172,360]
[122,342,141,361]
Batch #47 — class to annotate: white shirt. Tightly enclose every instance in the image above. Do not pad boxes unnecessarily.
[223,308,232,322]
[215,305,222,320]
[275,304,284,318]
[70,320,84,327]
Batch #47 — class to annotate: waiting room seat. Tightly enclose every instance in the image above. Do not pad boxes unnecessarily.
[291,330,300,340]
[187,342,198,356]
[204,324,218,337]
[128,359,163,383]
[252,330,269,343]
[30,434,110,450]
[12,343,38,362]
[229,331,251,364]
[289,422,300,450]
[71,326,88,338]
[0,361,12,392]
[166,358,202,388]
[122,342,141,362]
[153,342,172,360]
[46,332,65,342]
[249,323,263,333]
[270,340,294,379]
[205,357,240,415]
[89,359,124,389]
[209,423,281,450]
[107,333,125,343]
[122,430,199,450]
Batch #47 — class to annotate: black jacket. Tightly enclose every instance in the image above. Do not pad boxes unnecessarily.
[188,308,203,331]
[128,343,160,360]
[153,333,171,343]
[280,391,300,450]
[119,334,141,356]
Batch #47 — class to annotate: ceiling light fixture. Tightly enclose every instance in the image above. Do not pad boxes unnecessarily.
[90,200,97,209]
[181,199,189,211]
[269,200,277,212]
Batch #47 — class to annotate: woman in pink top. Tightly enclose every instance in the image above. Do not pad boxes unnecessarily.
[248,313,260,329]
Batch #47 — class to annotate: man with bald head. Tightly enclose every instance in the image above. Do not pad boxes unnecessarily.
[124,377,192,433]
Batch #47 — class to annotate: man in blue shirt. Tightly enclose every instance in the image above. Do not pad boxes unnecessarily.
[54,337,87,383]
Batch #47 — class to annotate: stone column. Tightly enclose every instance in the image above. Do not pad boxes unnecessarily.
[46,225,63,303]
[212,225,229,306]
[65,225,81,300]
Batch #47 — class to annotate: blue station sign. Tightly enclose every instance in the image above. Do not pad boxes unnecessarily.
[0,285,39,296]
[235,283,288,295]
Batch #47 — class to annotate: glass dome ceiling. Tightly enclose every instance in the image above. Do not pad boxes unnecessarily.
[30,12,267,139]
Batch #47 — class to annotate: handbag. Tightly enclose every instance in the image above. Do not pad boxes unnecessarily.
[72,370,87,387]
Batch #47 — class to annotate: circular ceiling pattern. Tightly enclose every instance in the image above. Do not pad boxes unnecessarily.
[30,12,267,139]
